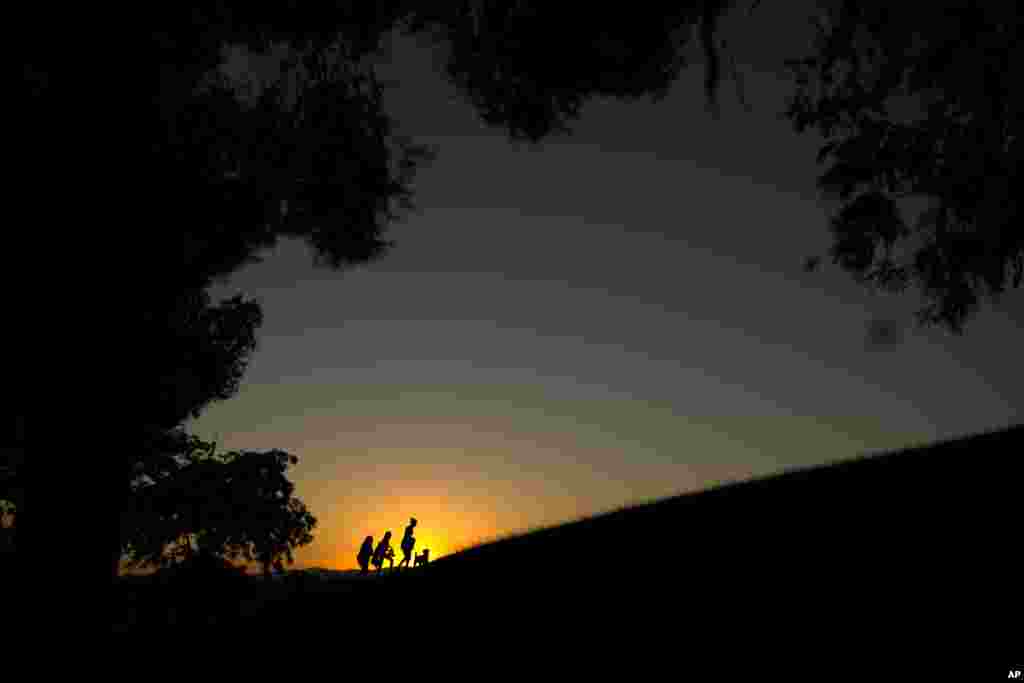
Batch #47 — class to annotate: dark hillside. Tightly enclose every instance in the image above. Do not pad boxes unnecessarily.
[137,424,1020,651]
[308,423,1022,645]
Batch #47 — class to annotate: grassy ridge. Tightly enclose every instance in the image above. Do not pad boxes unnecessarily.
[120,423,1022,647]
[298,423,1021,643]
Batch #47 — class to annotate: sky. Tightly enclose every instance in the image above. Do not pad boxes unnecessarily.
[186,5,1023,570]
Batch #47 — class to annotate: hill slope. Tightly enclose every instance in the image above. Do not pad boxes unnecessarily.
[214,424,1020,654]
[313,424,1021,643]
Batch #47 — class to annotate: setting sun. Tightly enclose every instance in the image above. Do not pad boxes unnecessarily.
[304,486,506,571]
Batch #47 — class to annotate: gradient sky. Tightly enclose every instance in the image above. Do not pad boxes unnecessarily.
[187,6,1023,570]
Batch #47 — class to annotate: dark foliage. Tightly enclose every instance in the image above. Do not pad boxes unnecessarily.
[96,3,435,581]
[246,424,1022,651]
[786,0,1022,332]
[123,438,317,575]
[402,1,736,141]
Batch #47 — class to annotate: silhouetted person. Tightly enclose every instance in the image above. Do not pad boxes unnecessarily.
[357,535,374,575]
[414,549,429,567]
[371,531,393,574]
[397,517,417,569]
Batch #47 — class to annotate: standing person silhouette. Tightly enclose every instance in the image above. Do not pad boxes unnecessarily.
[357,535,374,575]
[397,518,417,569]
[371,531,393,574]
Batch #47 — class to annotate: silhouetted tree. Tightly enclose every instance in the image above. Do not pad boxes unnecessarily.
[123,437,316,580]
[786,0,1021,333]
[107,289,264,579]
[401,1,735,141]
[95,3,434,583]
[405,1,1020,331]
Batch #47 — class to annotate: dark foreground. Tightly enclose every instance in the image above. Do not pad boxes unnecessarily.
[114,424,1022,651]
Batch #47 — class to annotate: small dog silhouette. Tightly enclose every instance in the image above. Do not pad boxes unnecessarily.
[414,549,429,567]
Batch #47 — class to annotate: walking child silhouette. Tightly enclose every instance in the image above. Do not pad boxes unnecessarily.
[398,517,417,569]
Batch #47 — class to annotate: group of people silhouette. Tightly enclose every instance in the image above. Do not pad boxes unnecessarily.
[357,517,429,575]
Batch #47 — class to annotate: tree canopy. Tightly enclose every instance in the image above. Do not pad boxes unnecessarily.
[786,0,1021,332]
[401,1,734,141]
[123,435,316,575]
[403,0,1020,332]
[141,1,435,294]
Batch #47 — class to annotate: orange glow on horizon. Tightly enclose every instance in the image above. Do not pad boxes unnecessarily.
[298,488,507,572]
[118,426,764,576]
